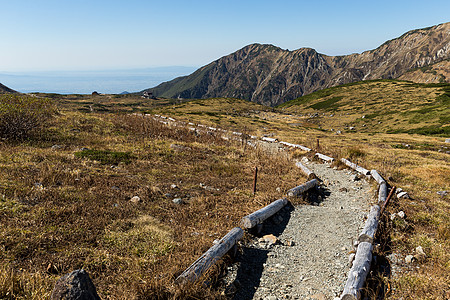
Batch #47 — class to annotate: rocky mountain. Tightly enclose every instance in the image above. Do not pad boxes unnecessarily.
[0,83,18,94]
[143,22,450,107]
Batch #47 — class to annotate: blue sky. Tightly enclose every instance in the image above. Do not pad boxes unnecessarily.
[1,0,449,72]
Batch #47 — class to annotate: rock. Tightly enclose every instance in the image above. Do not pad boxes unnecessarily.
[284,239,295,247]
[170,184,178,189]
[397,211,405,219]
[50,269,101,300]
[301,157,309,163]
[264,296,278,300]
[170,143,191,151]
[437,190,448,197]
[51,145,63,150]
[405,255,415,264]
[445,138,450,143]
[260,234,278,246]
[80,147,90,151]
[348,253,356,266]
[276,187,282,192]
[397,191,410,199]
[390,213,397,221]
[130,196,141,203]
[415,246,427,261]
[396,188,403,194]
[172,198,183,204]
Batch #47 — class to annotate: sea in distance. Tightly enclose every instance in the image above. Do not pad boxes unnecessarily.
[0,66,197,94]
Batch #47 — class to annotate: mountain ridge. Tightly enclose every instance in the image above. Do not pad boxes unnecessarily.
[143,22,450,106]
[0,83,18,94]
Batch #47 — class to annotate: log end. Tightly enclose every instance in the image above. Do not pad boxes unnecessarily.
[341,294,358,300]
[240,217,253,229]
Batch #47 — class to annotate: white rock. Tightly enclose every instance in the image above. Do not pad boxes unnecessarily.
[171,184,178,189]
[405,255,415,264]
[397,211,405,219]
[172,198,183,204]
[396,187,403,194]
[397,191,410,199]
[130,196,141,203]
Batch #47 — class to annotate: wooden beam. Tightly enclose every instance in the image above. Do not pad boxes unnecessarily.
[358,205,380,244]
[295,161,316,179]
[340,242,373,300]
[240,198,288,229]
[287,179,319,197]
[340,158,370,175]
[315,152,334,162]
[370,170,385,185]
[378,182,388,204]
[175,227,244,284]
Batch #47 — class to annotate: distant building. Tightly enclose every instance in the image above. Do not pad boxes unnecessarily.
[142,91,155,99]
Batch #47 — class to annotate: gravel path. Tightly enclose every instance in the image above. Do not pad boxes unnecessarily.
[224,160,372,300]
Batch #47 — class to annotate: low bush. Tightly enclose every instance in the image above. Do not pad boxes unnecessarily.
[0,94,56,140]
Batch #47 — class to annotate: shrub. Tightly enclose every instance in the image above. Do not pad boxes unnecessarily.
[74,149,134,165]
[0,94,56,140]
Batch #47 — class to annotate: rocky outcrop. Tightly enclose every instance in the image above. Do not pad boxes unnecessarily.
[143,22,450,106]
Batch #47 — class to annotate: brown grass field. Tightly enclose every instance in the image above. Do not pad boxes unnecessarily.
[0,80,449,299]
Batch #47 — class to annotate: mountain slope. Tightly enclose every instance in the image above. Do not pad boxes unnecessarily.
[279,79,450,136]
[143,22,450,106]
[0,83,17,94]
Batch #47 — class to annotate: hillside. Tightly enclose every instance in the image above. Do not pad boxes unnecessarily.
[279,80,450,136]
[0,83,17,94]
[143,22,450,106]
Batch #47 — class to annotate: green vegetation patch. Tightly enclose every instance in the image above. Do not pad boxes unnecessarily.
[75,149,134,164]
[308,96,343,110]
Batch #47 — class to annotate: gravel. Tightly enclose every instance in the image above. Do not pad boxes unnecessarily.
[223,161,372,299]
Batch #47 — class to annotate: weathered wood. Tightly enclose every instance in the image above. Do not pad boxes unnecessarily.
[378,182,388,203]
[240,198,288,229]
[340,158,370,175]
[315,152,334,162]
[370,170,385,185]
[175,227,243,284]
[340,241,373,300]
[280,141,311,152]
[295,161,316,179]
[287,179,319,197]
[358,205,380,244]
[261,136,278,143]
[380,186,396,215]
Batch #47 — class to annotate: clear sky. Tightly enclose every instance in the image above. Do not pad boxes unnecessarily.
[1,0,449,72]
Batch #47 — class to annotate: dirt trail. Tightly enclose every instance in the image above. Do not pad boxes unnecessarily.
[225,160,372,300]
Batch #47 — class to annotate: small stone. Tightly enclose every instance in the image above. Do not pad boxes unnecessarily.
[396,188,403,194]
[172,198,183,204]
[285,240,295,247]
[390,213,397,221]
[111,186,120,191]
[276,187,282,192]
[437,190,448,197]
[348,253,356,266]
[261,234,278,245]
[170,184,178,189]
[51,144,63,150]
[130,196,141,203]
[445,138,450,143]
[397,191,410,199]
[415,246,426,261]
[397,211,405,219]
[405,255,415,264]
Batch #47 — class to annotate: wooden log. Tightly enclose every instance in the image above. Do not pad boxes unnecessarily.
[340,158,370,175]
[370,170,385,185]
[279,141,311,152]
[261,136,278,143]
[315,152,334,162]
[378,182,388,204]
[287,179,319,197]
[175,227,243,284]
[358,205,380,244]
[340,242,373,300]
[295,161,316,179]
[240,198,288,229]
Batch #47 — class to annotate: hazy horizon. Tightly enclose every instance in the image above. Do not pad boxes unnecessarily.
[0,66,198,94]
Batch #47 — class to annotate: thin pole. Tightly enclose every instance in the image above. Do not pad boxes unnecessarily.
[253,167,258,195]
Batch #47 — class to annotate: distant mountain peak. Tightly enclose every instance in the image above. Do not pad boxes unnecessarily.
[143,22,450,106]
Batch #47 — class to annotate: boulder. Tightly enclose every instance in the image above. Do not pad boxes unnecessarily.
[51,269,101,300]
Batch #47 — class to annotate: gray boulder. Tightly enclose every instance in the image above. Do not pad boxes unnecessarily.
[51,269,101,300]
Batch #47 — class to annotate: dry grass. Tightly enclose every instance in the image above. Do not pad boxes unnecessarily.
[0,108,305,299]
